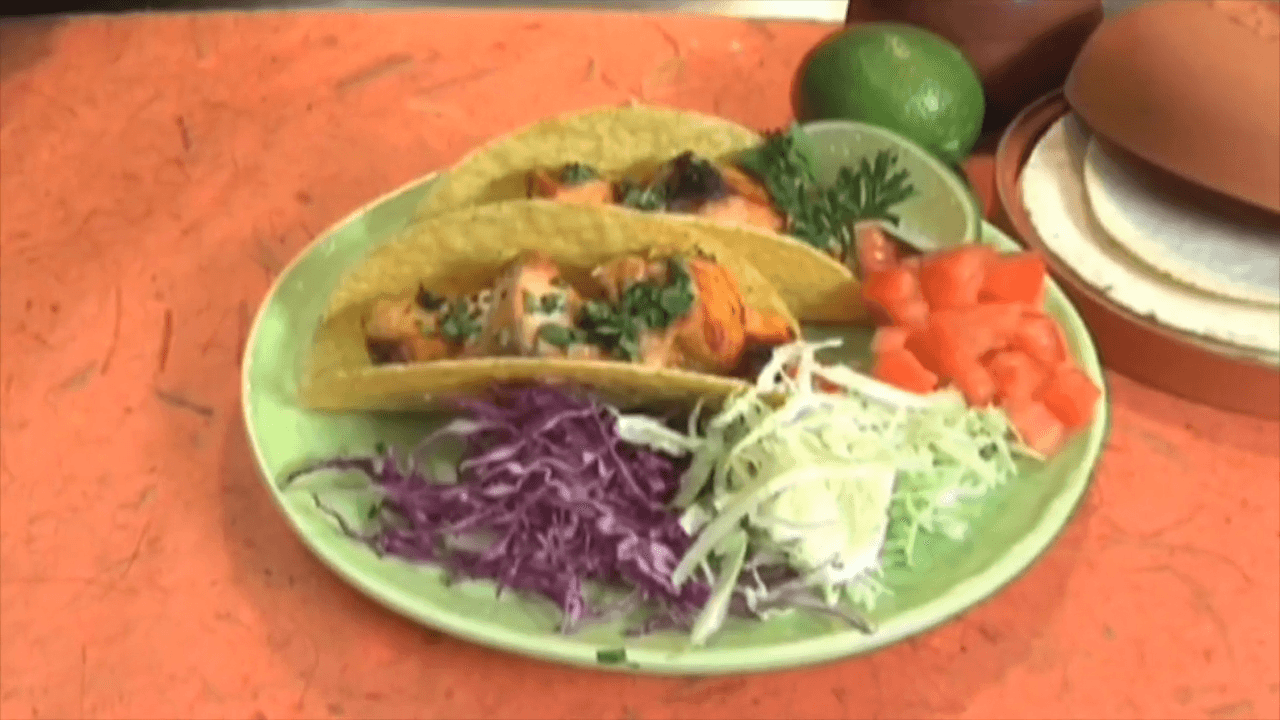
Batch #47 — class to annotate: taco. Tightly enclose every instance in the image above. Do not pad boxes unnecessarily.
[413,104,921,322]
[301,200,803,411]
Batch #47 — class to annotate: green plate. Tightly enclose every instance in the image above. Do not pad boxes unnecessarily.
[242,174,1109,675]
[799,119,983,250]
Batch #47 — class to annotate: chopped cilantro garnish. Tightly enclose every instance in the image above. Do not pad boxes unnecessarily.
[576,259,694,361]
[578,302,637,360]
[540,293,566,315]
[438,298,482,343]
[616,178,667,212]
[595,648,628,665]
[524,291,568,316]
[558,162,599,185]
[735,127,916,261]
[414,286,447,311]
[536,323,582,349]
[579,299,626,339]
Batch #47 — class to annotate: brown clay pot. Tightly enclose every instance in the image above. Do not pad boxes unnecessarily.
[1065,0,1280,214]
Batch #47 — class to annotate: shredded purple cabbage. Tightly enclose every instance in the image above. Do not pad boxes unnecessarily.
[285,384,711,633]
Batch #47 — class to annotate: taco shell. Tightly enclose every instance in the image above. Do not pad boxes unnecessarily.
[416,104,764,217]
[412,104,865,323]
[301,200,808,411]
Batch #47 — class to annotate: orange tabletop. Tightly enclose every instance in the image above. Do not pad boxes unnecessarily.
[1,11,1277,720]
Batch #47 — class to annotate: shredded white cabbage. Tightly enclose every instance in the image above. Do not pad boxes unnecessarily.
[619,340,1024,646]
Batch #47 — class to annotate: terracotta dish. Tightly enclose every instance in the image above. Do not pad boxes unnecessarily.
[1065,0,1280,213]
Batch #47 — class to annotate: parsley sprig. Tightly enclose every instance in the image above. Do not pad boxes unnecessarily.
[736,126,916,260]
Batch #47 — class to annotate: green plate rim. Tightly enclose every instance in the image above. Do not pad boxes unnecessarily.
[240,172,1110,676]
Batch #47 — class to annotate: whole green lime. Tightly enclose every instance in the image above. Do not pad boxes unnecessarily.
[796,23,985,166]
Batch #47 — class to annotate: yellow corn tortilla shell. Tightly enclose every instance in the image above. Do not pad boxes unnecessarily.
[416,104,764,217]
[302,200,806,412]
[412,103,864,323]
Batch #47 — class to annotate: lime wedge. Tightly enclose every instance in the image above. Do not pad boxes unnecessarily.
[799,119,983,251]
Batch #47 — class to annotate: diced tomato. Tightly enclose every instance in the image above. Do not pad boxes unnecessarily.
[1049,317,1073,360]
[917,245,998,310]
[1037,365,1101,430]
[950,357,997,407]
[1012,311,1069,366]
[897,298,930,330]
[1002,397,1066,457]
[871,326,910,355]
[855,223,903,276]
[925,319,972,375]
[974,302,1028,342]
[862,267,928,328]
[985,349,1049,404]
[873,347,939,394]
[863,267,917,306]
[905,327,945,377]
[980,252,1047,306]
[930,302,1026,359]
